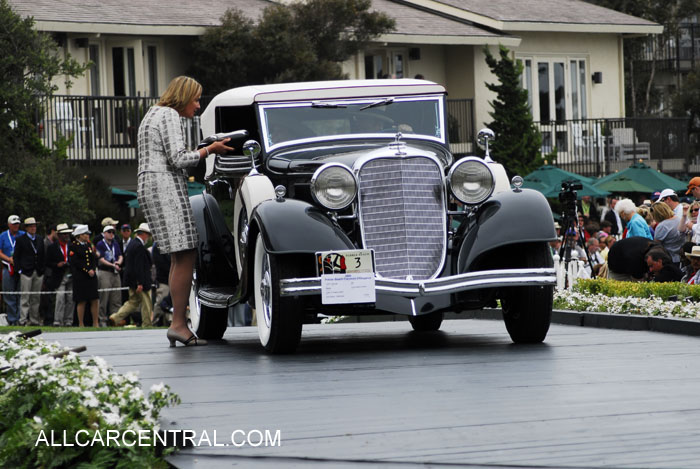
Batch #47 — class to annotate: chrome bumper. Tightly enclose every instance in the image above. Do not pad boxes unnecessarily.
[279,267,556,298]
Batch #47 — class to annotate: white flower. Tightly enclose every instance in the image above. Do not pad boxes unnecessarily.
[149,383,166,394]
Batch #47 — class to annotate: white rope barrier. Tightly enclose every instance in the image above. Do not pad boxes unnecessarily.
[0,286,129,295]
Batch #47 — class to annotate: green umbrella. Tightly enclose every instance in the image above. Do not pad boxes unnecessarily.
[593,162,687,193]
[110,187,137,198]
[523,165,594,187]
[522,164,606,198]
[594,176,654,193]
[539,180,610,198]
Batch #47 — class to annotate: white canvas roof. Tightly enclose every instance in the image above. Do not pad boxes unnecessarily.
[200,79,446,134]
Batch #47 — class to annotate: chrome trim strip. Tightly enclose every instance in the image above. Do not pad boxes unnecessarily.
[279,267,556,298]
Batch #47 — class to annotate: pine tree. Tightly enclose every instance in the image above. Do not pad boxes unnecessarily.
[484,45,543,177]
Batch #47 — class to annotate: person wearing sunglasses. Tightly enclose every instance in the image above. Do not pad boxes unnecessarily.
[95,225,123,327]
[685,201,700,244]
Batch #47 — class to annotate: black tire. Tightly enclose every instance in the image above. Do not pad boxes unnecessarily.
[188,270,228,340]
[500,243,553,343]
[253,234,303,353]
[408,312,443,331]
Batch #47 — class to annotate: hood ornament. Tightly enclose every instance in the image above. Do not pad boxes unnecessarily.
[391,132,406,156]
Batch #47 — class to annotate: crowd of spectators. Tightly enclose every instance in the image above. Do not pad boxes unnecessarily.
[0,216,172,327]
[553,176,700,284]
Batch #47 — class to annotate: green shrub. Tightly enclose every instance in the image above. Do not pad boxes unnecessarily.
[0,333,180,468]
[574,278,700,301]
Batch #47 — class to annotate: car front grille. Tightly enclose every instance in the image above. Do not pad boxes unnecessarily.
[358,156,445,280]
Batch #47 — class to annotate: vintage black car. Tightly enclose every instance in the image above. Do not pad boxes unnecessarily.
[188,79,557,353]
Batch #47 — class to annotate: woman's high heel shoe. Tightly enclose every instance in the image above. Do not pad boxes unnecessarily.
[167,329,208,347]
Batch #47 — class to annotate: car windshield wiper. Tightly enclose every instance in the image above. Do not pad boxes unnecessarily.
[311,101,347,108]
[359,97,394,111]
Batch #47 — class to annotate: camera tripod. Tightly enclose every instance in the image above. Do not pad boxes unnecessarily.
[558,209,597,281]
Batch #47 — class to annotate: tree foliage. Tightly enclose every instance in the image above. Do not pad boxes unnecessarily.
[584,0,700,116]
[188,0,395,95]
[0,0,93,229]
[484,45,543,177]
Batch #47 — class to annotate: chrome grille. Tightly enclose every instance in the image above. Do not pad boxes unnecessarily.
[358,156,445,280]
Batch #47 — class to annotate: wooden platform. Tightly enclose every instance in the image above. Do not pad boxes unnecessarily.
[43,319,700,468]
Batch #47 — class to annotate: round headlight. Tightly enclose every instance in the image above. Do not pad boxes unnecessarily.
[311,163,357,210]
[448,157,494,205]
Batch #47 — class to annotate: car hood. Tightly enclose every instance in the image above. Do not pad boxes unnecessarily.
[267,140,451,174]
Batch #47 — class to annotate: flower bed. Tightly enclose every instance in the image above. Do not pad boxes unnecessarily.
[554,279,700,320]
[0,332,180,468]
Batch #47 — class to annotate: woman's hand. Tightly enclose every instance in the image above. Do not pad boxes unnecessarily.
[204,138,232,156]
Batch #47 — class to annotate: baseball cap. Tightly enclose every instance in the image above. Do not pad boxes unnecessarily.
[103,225,115,233]
[651,191,661,202]
[7,215,20,224]
[101,216,119,226]
[120,223,132,230]
[659,188,676,200]
[687,177,700,194]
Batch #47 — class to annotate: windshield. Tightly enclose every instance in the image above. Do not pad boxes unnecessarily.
[259,95,444,151]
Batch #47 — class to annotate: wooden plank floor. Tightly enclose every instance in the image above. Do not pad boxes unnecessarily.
[43,319,700,468]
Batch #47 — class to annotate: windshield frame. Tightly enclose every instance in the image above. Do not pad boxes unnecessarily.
[257,94,446,153]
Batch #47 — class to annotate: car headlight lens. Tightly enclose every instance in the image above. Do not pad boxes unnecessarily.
[448,157,494,205]
[311,163,357,210]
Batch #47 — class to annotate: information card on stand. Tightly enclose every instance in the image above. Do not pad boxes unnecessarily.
[316,250,375,304]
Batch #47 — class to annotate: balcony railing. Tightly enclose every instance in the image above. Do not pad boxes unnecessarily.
[535,117,690,177]
[35,95,474,163]
[36,96,694,179]
[35,95,205,162]
[636,23,700,72]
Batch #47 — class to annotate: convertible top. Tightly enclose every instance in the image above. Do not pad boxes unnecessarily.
[200,79,446,136]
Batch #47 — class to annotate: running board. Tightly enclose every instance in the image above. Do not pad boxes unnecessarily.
[198,286,238,308]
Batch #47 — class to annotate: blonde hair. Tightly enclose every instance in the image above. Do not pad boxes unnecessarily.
[157,76,202,113]
[650,201,674,223]
[636,205,653,225]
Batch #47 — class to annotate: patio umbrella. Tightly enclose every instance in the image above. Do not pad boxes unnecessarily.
[539,180,609,199]
[522,164,594,187]
[593,162,687,193]
[593,176,654,194]
[523,165,606,198]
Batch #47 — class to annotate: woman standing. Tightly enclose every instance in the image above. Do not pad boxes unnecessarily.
[650,201,685,263]
[137,76,230,347]
[69,224,99,327]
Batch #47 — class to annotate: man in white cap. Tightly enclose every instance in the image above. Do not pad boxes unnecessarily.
[658,188,683,219]
[46,223,75,326]
[93,216,119,246]
[109,223,153,327]
[95,225,123,327]
[14,217,46,326]
[0,215,25,325]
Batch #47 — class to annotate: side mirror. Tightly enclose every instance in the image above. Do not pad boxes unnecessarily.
[477,128,495,162]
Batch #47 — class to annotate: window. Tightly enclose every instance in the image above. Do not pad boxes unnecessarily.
[146,45,159,97]
[519,55,589,122]
[112,47,135,96]
[89,45,100,96]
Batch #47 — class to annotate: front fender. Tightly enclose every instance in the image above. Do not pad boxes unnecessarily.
[251,198,355,254]
[458,188,556,272]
